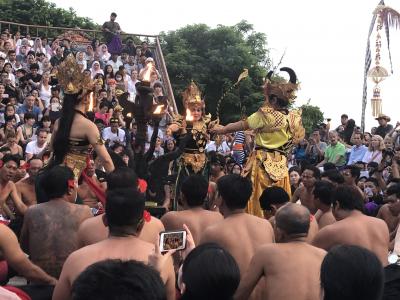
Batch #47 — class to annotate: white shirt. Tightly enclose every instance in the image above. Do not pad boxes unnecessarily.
[107,59,123,74]
[25,140,47,156]
[40,85,52,108]
[102,127,126,147]
[206,141,231,155]
[362,150,382,164]
[127,79,140,102]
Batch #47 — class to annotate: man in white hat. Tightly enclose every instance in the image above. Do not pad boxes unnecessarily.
[375,114,393,138]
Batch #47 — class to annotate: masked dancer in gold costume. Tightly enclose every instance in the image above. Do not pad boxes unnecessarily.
[212,67,305,217]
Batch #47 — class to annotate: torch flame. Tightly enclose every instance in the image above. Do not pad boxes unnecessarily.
[88,92,94,112]
[186,108,194,122]
[141,63,153,82]
[153,105,164,114]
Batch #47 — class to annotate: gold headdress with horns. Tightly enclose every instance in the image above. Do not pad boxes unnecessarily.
[58,54,93,94]
[181,82,204,109]
[265,67,299,104]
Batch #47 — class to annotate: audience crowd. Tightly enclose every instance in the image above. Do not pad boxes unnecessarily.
[0,20,399,300]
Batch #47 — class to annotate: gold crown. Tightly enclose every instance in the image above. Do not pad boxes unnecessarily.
[58,54,93,94]
[182,82,204,108]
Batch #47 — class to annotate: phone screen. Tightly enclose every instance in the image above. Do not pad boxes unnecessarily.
[159,230,187,252]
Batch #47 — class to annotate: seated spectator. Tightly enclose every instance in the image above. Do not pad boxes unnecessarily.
[107,53,123,74]
[50,46,63,67]
[0,104,20,126]
[17,113,37,148]
[180,243,240,300]
[347,132,368,165]
[312,185,389,266]
[1,132,22,157]
[0,115,17,146]
[102,117,126,147]
[161,175,223,244]
[90,61,103,79]
[317,131,346,168]
[234,203,326,300]
[289,166,301,193]
[71,259,166,300]
[20,165,92,278]
[364,177,384,216]
[17,94,41,121]
[25,63,42,89]
[321,245,384,300]
[94,102,111,126]
[313,180,336,229]
[25,128,47,161]
[305,129,327,165]
[54,187,176,300]
[362,134,384,164]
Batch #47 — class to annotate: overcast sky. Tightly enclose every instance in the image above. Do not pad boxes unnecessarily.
[51,0,400,130]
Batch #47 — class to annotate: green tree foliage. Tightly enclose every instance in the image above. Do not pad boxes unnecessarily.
[160,20,270,123]
[0,0,98,30]
[299,101,324,136]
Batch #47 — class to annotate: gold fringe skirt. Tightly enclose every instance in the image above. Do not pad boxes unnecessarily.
[244,149,291,218]
[63,152,88,180]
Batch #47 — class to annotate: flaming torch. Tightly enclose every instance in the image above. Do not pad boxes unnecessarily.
[186,108,194,130]
[139,62,154,86]
[88,92,94,112]
[153,105,164,115]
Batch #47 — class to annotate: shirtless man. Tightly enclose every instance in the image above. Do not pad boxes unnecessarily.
[234,203,326,300]
[77,167,164,247]
[260,186,318,242]
[77,159,106,208]
[383,184,400,249]
[313,180,336,229]
[0,224,56,285]
[20,166,92,278]
[53,188,176,300]
[16,157,43,206]
[312,185,389,266]
[377,182,400,236]
[291,165,321,214]
[161,175,223,244]
[341,165,364,196]
[200,174,274,300]
[0,155,27,237]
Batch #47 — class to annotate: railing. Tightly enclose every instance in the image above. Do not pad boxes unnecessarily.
[0,20,177,113]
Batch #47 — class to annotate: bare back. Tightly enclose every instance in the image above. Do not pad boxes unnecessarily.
[318,210,336,229]
[312,213,389,266]
[161,208,223,244]
[250,243,326,300]
[201,213,274,277]
[20,201,92,278]
[77,214,164,247]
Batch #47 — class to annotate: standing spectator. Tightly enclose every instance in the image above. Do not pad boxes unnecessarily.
[347,133,368,165]
[232,131,246,165]
[102,117,126,147]
[25,128,48,160]
[141,41,153,58]
[335,113,348,140]
[127,69,139,101]
[123,37,136,56]
[317,131,346,168]
[375,114,393,138]
[102,12,122,55]
[362,135,384,164]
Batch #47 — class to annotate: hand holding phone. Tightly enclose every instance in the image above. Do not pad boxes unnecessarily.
[159,230,187,252]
